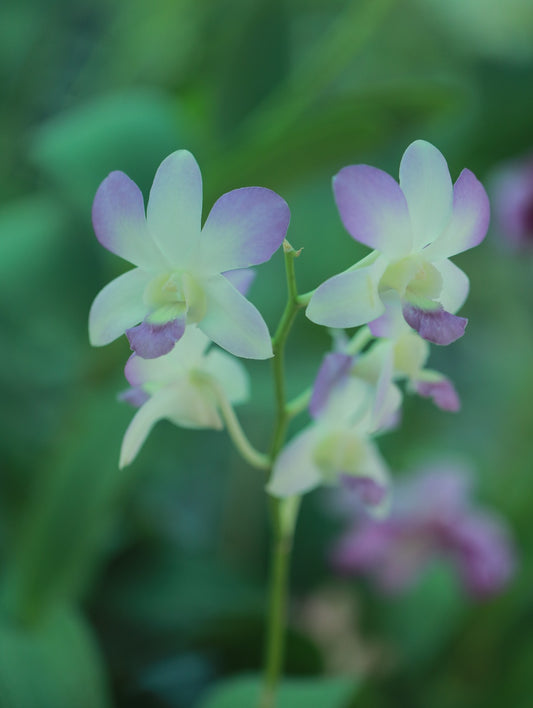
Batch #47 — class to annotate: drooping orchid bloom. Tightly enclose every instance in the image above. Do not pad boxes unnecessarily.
[267,347,401,515]
[307,140,490,345]
[89,150,290,359]
[119,326,249,468]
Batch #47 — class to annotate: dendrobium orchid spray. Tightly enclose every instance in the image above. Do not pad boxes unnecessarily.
[89,140,498,706]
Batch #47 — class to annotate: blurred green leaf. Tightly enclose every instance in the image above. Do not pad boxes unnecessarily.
[0,195,66,292]
[200,674,356,708]
[0,606,111,708]
[383,563,466,666]
[2,389,134,623]
[97,551,264,632]
[30,90,181,212]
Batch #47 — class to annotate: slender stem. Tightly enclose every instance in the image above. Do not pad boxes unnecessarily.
[260,519,291,708]
[214,381,271,470]
[269,242,304,458]
[296,290,313,307]
[192,372,270,470]
[346,325,372,355]
[260,242,304,708]
[285,387,312,419]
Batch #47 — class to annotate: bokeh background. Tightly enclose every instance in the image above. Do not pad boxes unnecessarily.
[1,0,533,706]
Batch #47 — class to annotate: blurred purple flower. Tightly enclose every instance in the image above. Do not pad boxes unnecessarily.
[331,464,516,599]
[492,154,533,248]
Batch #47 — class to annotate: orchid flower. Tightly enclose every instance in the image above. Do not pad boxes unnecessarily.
[267,350,400,515]
[119,326,249,468]
[89,150,290,360]
[491,152,533,249]
[307,140,490,345]
[331,464,515,598]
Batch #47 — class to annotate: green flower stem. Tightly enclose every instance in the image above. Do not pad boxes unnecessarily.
[260,242,305,708]
[285,387,312,419]
[295,290,313,307]
[260,511,292,708]
[208,378,271,470]
[188,369,270,470]
[346,325,372,355]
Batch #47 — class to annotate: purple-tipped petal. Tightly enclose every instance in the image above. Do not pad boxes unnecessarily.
[306,259,387,328]
[425,169,490,259]
[403,303,467,345]
[399,140,453,249]
[200,187,290,273]
[147,150,203,267]
[309,352,354,419]
[89,268,152,346]
[333,165,412,258]
[92,172,166,269]
[126,317,186,359]
[222,268,256,296]
[118,387,150,408]
[415,378,460,412]
[340,475,387,507]
[199,274,273,359]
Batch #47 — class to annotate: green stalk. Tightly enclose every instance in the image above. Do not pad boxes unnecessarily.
[260,242,304,708]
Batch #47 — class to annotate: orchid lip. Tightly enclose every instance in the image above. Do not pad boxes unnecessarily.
[126,317,186,359]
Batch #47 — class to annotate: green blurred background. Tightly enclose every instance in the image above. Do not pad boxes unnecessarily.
[1,0,533,706]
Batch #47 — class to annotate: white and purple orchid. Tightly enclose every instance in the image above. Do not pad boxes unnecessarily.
[267,350,400,515]
[331,464,516,598]
[119,326,249,468]
[307,140,490,345]
[89,150,290,360]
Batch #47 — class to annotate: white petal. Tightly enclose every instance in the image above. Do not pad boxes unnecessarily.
[424,168,490,259]
[306,258,387,328]
[119,388,179,468]
[433,259,470,313]
[146,150,202,267]
[399,140,453,250]
[120,383,222,468]
[203,349,250,404]
[267,427,323,497]
[199,187,290,272]
[124,326,210,387]
[333,165,412,257]
[371,347,402,432]
[198,275,273,359]
[89,268,151,346]
[322,377,373,426]
[92,171,166,270]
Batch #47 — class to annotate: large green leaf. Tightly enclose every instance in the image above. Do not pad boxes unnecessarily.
[200,674,356,708]
[0,606,111,708]
[30,90,181,213]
